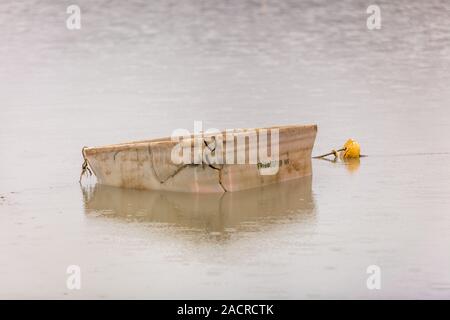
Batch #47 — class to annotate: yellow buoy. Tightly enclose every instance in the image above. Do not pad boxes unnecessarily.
[341,139,360,159]
[313,138,363,160]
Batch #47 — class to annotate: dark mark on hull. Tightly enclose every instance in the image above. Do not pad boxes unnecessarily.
[113,150,123,160]
[148,145,164,183]
[160,164,188,184]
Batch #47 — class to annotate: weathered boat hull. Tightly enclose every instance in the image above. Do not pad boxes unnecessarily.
[83,124,317,193]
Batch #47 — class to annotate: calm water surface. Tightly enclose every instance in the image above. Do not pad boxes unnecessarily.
[1,0,450,298]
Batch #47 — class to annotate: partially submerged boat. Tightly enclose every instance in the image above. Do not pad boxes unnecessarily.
[82,124,317,193]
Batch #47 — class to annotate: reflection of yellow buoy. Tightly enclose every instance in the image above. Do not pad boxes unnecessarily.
[343,157,360,173]
[341,139,360,159]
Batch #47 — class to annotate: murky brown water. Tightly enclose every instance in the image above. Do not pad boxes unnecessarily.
[1,0,450,299]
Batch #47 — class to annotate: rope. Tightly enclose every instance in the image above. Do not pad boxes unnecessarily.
[79,146,92,183]
[313,148,345,159]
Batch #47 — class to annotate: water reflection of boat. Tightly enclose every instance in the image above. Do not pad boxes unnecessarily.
[82,176,315,232]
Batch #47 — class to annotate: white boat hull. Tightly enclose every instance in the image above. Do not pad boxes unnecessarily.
[83,124,317,193]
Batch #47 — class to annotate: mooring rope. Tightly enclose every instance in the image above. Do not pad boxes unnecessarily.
[79,146,92,183]
[313,148,346,159]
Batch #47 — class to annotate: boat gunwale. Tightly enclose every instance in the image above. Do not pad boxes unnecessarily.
[84,124,317,155]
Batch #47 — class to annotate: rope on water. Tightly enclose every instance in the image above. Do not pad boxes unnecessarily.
[79,146,92,183]
[313,148,345,159]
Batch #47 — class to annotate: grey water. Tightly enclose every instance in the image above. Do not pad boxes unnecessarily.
[1,0,450,298]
